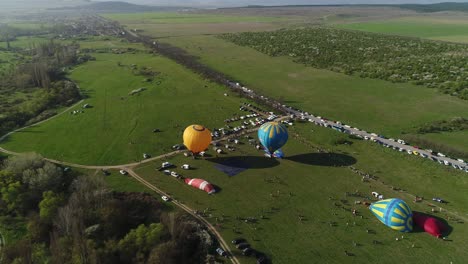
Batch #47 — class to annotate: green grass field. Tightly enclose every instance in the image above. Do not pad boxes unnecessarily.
[103,12,285,24]
[160,36,468,140]
[0,42,253,165]
[133,122,468,264]
[4,36,52,49]
[1,13,467,263]
[407,131,468,153]
[107,12,292,38]
[335,16,468,43]
[105,171,153,193]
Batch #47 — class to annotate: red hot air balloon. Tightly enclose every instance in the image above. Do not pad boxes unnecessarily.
[184,178,216,194]
[413,212,447,238]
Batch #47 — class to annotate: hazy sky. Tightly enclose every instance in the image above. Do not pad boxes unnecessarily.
[1,0,468,9]
[117,0,468,6]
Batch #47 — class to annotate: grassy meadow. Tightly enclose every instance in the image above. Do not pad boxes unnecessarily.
[106,12,292,38]
[133,122,468,264]
[1,11,467,263]
[160,36,468,140]
[0,40,252,165]
[103,12,285,24]
[335,16,468,43]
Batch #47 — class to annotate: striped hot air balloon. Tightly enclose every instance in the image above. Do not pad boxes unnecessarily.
[258,122,289,154]
[184,178,216,194]
[183,124,212,154]
[370,198,413,232]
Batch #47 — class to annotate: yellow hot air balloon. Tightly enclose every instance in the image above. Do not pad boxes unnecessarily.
[183,124,212,154]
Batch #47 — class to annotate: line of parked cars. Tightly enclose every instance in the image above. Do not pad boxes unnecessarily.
[230,238,268,264]
[228,81,468,173]
[283,104,468,173]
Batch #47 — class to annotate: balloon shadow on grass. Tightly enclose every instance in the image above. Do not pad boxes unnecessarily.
[286,153,357,167]
[207,156,280,169]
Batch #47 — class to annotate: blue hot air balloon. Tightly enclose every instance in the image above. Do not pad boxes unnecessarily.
[370,198,413,232]
[262,148,284,158]
[258,122,289,154]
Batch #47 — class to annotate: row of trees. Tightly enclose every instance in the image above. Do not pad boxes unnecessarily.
[413,117,468,134]
[220,27,468,100]
[0,154,211,263]
[0,40,86,137]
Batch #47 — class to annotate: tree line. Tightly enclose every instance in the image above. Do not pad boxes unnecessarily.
[220,27,468,100]
[412,117,468,134]
[0,154,212,263]
[0,40,88,137]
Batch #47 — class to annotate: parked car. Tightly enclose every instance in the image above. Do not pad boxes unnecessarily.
[119,170,127,175]
[216,247,228,257]
[161,196,170,202]
[242,248,253,256]
[256,254,268,264]
[162,162,172,168]
[432,197,445,203]
[236,243,250,250]
[231,238,245,245]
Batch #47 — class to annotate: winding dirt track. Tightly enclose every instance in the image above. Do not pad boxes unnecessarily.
[127,169,241,264]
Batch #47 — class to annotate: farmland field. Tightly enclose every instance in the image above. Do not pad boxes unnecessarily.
[159,36,468,141]
[105,12,294,37]
[335,16,468,43]
[133,122,468,264]
[103,12,286,24]
[0,40,251,165]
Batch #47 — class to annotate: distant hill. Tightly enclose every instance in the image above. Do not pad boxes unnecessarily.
[396,2,468,13]
[51,1,193,13]
[239,2,468,13]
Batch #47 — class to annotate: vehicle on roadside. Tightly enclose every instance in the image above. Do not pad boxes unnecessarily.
[232,238,245,245]
[216,247,228,257]
[119,169,127,175]
[236,243,250,250]
[256,254,268,264]
[161,195,170,202]
[242,247,253,256]
[432,197,445,203]
[162,162,173,168]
